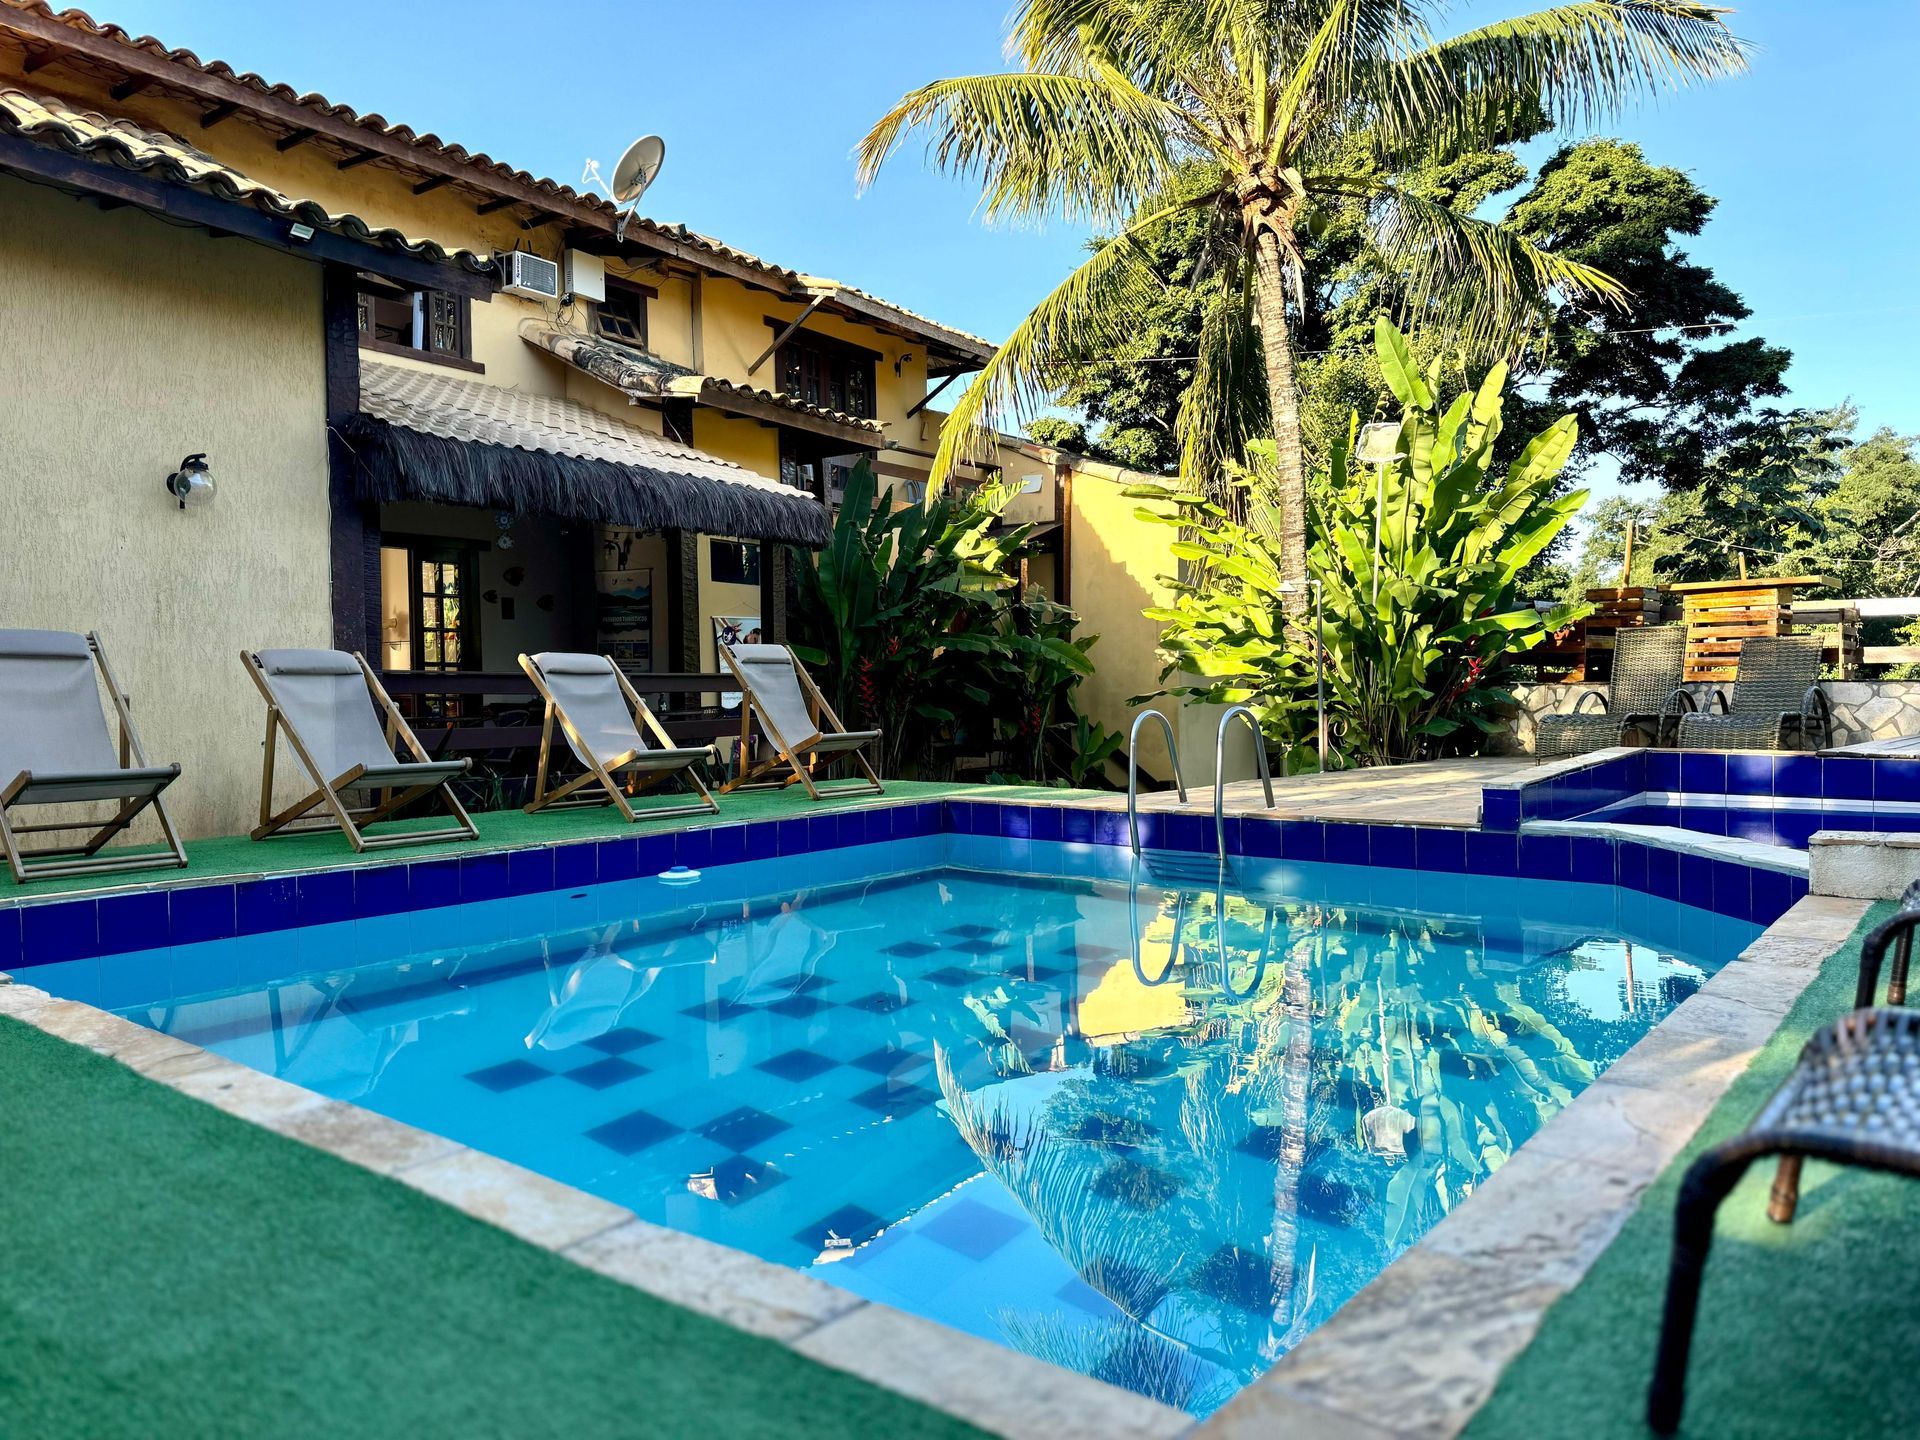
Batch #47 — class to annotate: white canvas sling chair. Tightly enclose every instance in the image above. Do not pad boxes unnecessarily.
[242,648,478,852]
[718,644,883,800]
[0,629,186,884]
[518,652,719,822]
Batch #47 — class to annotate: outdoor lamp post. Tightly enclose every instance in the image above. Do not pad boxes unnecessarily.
[1277,578,1328,771]
[163,454,216,511]
[1355,421,1400,604]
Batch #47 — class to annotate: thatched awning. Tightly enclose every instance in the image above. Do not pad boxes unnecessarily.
[346,357,830,546]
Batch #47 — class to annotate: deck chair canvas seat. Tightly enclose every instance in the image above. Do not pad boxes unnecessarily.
[0,629,186,884]
[719,644,883,801]
[244,648,477,852]
[519,652,718,822]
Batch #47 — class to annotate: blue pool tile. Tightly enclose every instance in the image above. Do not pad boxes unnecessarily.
[96,889,167,956]
[587,1109,684,1155]
[583,1027,661,1055]
[0,904,19,970]
[1323,824,1368,867]
[235,876,298,936]
[999,806,1034,840]
[169,884,235,945]
[1165,813,1210,854]
[1060,806,1096,845]
[1369,826,1416,870]
[1642,750,1681,792]
[1090,809,1128,848]
[1480,788,1520,832]
[919,1198,1029,1259]
[1464,829,1517,877]
[776,818,810,857]
[594,837,640,883]
[506,847,554,896]
[743,823,779,862]
[805,815,839,852]
[1518,833,1573,883]
[1678,853,1714,909]
[634,835,675,877]
[1414,827,1467,874]
[1772,755,1821,799]
[700,1105,791,1152]
[943,803,976,836]
[295,867,357,925]
[1647,846,1680,901]
[1823,758,1874,802]
[756,1048,839,1082]
[851,1079,940,1115]
[1191,1244,1276,1314]
[1876,760,1920,803]
[22,898,98,964]
[1679,752,1727,794]
[348,863,406,918]
[467,1059,550,1092]
[1725,753,1776,795]
[1711,861,1752,922]
[1238,819,1282,859]
[554,842,600,889]
[1616,842,1650,894]
[708,825,748,869]
[406,858,461,911]
[1570,836,1614,883]
[1279,820,1325,864]
[837,810,873,847]
[1130,812,1164,852]
[459,852,510,903]
[1751,867,1795,924]
[563,1056,649,1090]
[1029,806,1063,843]
[704,1155,786,1207]
[793,1204,884,1255]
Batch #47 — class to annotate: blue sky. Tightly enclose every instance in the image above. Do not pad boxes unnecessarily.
[100,1,1919,447]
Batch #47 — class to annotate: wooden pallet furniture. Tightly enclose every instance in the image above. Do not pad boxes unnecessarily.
[1668,576,1830,683]
[1525,586,1665,683]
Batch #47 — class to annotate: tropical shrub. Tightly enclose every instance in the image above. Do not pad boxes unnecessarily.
[787,459,1120,783]
[1134,319,1590,766]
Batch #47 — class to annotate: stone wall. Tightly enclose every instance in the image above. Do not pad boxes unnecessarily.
[1496,680,1920,755]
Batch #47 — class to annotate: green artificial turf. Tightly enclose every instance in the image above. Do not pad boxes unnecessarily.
[1466,900,1917,1440]
[0,780,1094,899]
[0,1013,989,1440]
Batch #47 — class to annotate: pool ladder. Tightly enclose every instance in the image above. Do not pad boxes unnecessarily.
[1127,705,1276,858]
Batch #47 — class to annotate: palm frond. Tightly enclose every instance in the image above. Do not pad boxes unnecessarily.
[1358,177,1629,353]
[856,71,1183,226]
[1177,257,1270,498]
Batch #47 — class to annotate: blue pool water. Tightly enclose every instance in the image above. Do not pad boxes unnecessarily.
[1582,793,1920,849]
[72,835,1756,1416]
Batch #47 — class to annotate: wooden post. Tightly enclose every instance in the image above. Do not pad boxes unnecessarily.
[322,265,372,653]
[759,543,788,643]
[664,529,701,670]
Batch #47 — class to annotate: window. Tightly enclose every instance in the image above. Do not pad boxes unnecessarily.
[709,539,761,586]
[357,277,474,368]
[773,328,876,418]
[593,278,654,349]
[378,540,478,674]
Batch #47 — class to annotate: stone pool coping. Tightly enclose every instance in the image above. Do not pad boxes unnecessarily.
[1195,891,1872,1440]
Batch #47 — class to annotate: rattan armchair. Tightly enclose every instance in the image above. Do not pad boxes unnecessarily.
[1675,633,1832,751]
[1646,881,1920,1433]
[1535,626,1689,761]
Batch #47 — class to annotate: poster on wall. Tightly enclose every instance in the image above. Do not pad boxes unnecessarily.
[597,567,653,671]
[712,615,761,710]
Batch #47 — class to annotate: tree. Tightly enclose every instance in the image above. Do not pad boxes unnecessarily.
[858,1,1745,602]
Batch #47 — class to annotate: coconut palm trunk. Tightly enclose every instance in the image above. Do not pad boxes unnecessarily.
[1249,223,1310,607]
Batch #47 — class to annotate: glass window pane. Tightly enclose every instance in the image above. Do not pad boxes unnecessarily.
[420,598,440,629]
[421,632,442,665]
[419,560,436,590]
[442,634,461,664]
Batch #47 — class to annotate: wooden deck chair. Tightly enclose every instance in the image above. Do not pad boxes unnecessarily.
[0,629,186,884]
[718,644,883,800]
[242,648,478,853]
[518,652,719,822]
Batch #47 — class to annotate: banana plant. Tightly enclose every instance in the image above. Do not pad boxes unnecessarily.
[1135,318,1591,765]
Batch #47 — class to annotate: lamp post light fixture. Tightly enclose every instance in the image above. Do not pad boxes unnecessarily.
[1277,578,1329,771]
[163,453,216,511]
[1355,421,1401,605]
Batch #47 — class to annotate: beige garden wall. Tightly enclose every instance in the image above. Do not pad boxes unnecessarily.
[0,176,332,841]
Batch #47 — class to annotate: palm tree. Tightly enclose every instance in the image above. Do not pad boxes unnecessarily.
[857,0,1745,596]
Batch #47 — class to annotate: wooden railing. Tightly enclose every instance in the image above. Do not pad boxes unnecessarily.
[379,669,743,756]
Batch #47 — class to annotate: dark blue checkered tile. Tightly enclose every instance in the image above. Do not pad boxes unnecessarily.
[846,991,911,1014]
[923,966,978,988]
[563,1056,649,1090]
[1190,1243,1277,1313]
[950,937,1010,956]
[883,939,940,958]
[697,1155,786,1207]
[849,1044,932,1077]
[1092,1158,1184,1211]
[700,1106,791,1152]
[1018,963,1073,983]
[918,1199,1026,1260]
[1074,1110,1158,1148]
[466,1060,550,1092]
[581,1027,661,1056]
[680,998,758,1024]
[943,923,1000,940]
[756,1048,839,1082]
[781,974,833,995]
[851,1080,940,1115]
[793,1204,885,1255]
[764,994,836,1019]
[585,1109,683,1155]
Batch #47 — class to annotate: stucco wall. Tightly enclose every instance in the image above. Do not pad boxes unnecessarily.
[0,175,330,840]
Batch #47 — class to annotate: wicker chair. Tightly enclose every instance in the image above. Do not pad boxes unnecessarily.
[1646,882,1920,1433]
[1535,625,1689,761]
[1674,633,1831,751]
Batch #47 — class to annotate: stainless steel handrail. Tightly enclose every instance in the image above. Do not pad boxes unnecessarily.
[1214,704,1276,859]
[1127,709,1187,853]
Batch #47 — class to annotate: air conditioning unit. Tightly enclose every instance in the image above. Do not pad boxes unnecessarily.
[497,250,561,300]
[562,249,606,304]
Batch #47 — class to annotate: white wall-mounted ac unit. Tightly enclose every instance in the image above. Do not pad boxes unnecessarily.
[497,250,561,300]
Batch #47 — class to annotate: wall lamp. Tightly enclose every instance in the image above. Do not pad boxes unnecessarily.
[163,453,217,511]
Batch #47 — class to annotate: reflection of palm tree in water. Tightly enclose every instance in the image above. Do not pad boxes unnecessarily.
[1260,918,1318,1357]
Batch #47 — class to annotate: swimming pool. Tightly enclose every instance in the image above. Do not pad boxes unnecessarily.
[1581,793,1920,849]
[60,829,1756,1416]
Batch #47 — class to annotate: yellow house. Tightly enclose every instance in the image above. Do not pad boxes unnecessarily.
[0,4,1179,840]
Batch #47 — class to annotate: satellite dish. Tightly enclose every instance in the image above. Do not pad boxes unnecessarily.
[608,136,664,242]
